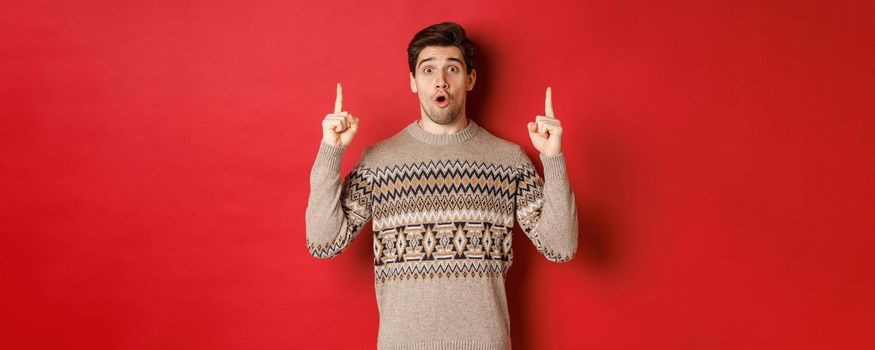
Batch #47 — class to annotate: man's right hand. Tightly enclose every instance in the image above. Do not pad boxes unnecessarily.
[321,83,359,147]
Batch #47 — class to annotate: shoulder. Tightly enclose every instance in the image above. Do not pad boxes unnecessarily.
[475,125,527,162]
[356,124,411,165]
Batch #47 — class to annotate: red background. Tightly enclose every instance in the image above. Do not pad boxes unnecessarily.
[2,1,873,349]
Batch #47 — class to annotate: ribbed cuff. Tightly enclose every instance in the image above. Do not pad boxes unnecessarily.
[312,141,346,175]
[539,152,568,183]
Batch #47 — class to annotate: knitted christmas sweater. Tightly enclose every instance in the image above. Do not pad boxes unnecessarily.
[305,119,578,350]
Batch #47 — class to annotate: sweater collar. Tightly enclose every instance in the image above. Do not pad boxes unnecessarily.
[405,118,480,145]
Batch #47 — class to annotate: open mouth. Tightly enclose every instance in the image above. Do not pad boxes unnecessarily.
[434,94,449,107]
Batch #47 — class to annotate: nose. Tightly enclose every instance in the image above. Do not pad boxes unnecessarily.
[435,73,448,89]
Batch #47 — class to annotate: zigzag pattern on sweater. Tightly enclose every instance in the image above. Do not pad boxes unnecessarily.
[370,159,517,230]
[374,258,510,283]
[371,159,517,202]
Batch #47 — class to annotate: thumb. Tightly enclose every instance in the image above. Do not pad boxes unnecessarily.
[346,114,359,132]
[527,122,540,144]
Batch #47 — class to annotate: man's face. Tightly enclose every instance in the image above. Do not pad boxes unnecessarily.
[410,46,476,125]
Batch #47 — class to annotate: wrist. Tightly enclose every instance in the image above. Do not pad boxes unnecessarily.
[540,149,562,157]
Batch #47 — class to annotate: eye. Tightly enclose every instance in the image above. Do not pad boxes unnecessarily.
[423,67,433,74]
[448,66,458,73]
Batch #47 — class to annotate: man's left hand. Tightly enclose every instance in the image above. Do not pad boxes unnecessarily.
[527,86,563,157]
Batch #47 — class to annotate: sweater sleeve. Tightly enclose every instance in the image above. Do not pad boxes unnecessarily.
[305,141,375,259]
[514,147,579,263]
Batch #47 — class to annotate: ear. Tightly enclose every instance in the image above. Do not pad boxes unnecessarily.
[409,72,418,93]
[466,69,477,91]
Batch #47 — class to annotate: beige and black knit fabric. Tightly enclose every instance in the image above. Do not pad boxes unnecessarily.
[306,119,578,350]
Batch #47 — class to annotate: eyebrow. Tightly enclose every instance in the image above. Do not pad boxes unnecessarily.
[417,57,465,69]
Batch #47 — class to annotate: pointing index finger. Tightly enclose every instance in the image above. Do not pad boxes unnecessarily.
[334,82,343,114]
[545,86,554,118]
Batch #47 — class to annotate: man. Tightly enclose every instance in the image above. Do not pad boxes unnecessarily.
[306,22,578,350]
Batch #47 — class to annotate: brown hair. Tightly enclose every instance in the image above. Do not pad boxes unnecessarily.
[407,22,475,76]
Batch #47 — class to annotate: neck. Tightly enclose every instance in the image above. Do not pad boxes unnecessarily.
[406,116,479,145]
